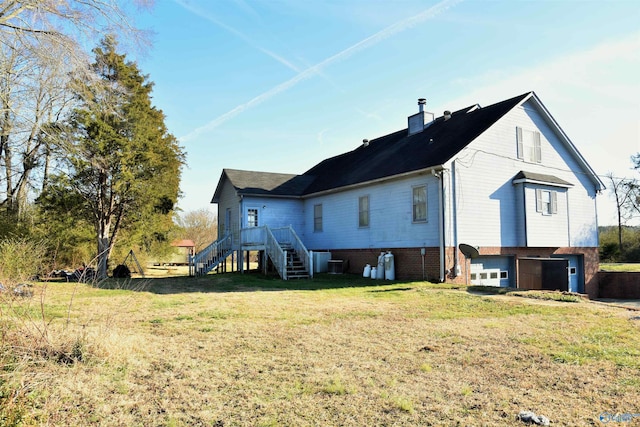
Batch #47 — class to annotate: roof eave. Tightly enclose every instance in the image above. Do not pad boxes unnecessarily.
[302,165,445,198]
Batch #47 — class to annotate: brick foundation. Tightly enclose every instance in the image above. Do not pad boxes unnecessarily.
[322,246,600,297]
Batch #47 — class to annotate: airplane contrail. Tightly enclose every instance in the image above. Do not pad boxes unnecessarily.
[180,0,463,142]
[173,0,301,72]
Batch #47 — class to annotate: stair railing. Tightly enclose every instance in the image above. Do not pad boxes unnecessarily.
[190,234,232,276]
[271,225,312,278]
[265,226,287,280]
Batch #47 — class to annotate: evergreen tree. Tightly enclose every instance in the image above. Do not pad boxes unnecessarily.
[46,37,184,278]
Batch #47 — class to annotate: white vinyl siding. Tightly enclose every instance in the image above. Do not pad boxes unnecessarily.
[302,175,439,250]
[314,204,323,232]
[451,99,597,248]
[358,195,369,228]
[517,127,541,163]
[412,185,427,222]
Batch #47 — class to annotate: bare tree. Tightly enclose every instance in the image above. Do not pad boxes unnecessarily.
[176,209,218,253]
[0,0,152,218]
[606,170,639,254]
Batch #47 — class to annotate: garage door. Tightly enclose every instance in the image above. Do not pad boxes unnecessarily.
[470,256,514,287]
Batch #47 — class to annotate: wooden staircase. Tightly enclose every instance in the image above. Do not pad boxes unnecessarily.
[281,243,310,279]
[190,234,233,276]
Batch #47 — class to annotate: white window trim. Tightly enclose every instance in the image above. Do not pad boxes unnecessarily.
[313,204,323,232]
[412,184,428,223]
[246,207,259,227]
[358,195,370,228]
[535,189,558,215]
[517,126,542,163]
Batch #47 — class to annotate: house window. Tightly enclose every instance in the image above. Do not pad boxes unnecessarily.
[517,127,542,163]
[247,208,258,227]
[535,189,557,215]
[314,204,323,232]
[412,185,427,222]
[359,195,369,227]
[500,271,508,279]
[470,273,477,281]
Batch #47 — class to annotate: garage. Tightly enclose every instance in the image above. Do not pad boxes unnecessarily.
[470,256,515,287]
[518,257,569,291]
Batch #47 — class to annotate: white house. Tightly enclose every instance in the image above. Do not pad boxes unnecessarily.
[203,92,604,296]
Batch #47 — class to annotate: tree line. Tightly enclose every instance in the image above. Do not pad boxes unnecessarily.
[601,153,640,262]
[0,1,211,280]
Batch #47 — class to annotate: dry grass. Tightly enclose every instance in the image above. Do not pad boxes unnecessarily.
[1,273,639,426]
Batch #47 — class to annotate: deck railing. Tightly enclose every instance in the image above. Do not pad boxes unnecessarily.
[195,226,310,280]
[240,226,266,247]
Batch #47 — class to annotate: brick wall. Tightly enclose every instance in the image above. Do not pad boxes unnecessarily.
[326,246,600,297]
[328,247,442,281]
[598,272,640,299]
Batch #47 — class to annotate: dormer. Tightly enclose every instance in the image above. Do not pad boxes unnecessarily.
[408,98,435,135]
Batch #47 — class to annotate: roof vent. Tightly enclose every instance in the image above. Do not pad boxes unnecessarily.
[408,98,435,135]
[362,139,369,147]
[444,110,452,121]
[418,98,426,112]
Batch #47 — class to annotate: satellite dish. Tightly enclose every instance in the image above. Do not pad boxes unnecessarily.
[459,243,480,259]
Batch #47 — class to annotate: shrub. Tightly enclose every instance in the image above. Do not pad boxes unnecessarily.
[0,238,48,285]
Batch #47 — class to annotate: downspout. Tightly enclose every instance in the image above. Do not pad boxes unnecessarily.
[451,160,460,277]
[239,195,244,274]
[435,169,446,282]
[566,190,571,246]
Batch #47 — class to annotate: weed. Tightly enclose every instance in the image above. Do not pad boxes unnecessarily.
[460,385,473,396]
[322,377,350,395]
[391,396,414,413]
[419,363,433,373]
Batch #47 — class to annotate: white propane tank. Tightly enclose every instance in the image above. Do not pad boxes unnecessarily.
[376,252,385,279]
[384,251,395,280]
[370,267,377,279]
[363,264,371,277]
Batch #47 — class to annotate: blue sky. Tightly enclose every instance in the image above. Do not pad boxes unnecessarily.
[135,0,639,226]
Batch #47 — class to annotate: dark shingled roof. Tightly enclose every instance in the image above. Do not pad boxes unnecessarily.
[301,92,531,194]
[211,169,315,202]
[512,171,573,187]
[212,93,534,201]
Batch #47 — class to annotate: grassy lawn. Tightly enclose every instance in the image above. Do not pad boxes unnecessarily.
[600,263,640,272]
[1,273,639,426]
